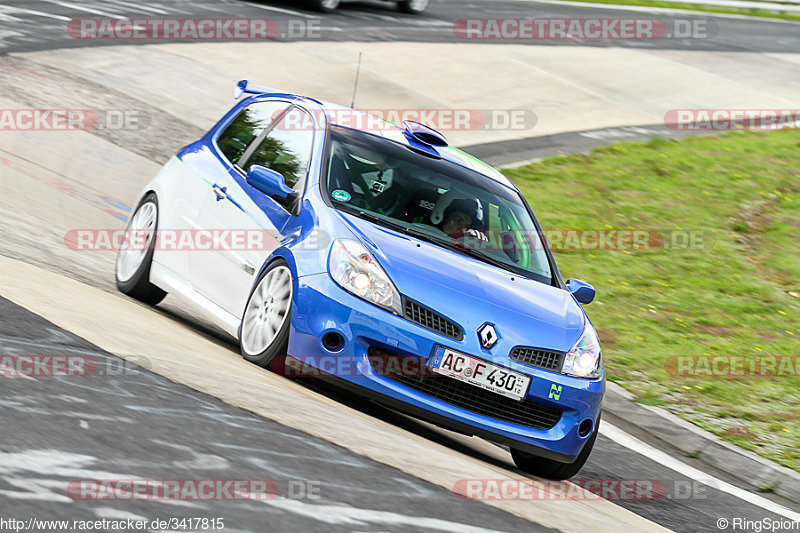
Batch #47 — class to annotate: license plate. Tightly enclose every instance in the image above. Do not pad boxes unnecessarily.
[428,348,531,401]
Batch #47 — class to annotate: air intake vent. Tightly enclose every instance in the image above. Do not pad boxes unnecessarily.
[403,298,463,340]
[509,347,565,372]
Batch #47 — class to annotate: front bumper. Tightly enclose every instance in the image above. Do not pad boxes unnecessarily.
[288,273,605,462]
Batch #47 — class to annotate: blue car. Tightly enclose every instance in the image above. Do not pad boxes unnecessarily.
[116,80,604,479]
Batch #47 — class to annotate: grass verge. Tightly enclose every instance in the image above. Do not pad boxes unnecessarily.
[558,0,800,21]
[503,129,800,471]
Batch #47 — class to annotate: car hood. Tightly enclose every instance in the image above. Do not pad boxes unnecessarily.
[338,212,586,353]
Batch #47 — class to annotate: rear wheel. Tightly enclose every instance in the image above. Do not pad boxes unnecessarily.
[308,0,340,12]
[398,0,429,14]
[511,416,600,480]
[115,193,167,305]
[240,260,293,368]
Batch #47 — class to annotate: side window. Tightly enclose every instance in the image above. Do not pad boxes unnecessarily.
[216,101,290,165]
[243,107,314,191]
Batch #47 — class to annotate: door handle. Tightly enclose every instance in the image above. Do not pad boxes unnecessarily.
[213,185,227,201]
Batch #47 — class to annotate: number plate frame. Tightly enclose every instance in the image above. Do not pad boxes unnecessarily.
[428,347,531,401]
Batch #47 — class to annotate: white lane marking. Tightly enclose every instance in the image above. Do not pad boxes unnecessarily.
[0,13,23,22]
[32,0,127,19]
[92,507,148,521]
[405,18,452,26]
[600,422,800,521]
[261,497,509,532]
[499,157,543,168]
[507,0,800,22]
[0,5,72,21]
[98,0,170,15]
[0,449,203,508]
[0,449,138,502]
[243,2,318,19]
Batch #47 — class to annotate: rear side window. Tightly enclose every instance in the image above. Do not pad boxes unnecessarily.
[243,107,314,191]
[216,101,289,165]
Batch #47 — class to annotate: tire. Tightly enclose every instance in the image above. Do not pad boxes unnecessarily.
[398,0,429,14]
[240,260,293,368]
[115,193,167,305]
[511,416,600,480]
[308,0,340,12]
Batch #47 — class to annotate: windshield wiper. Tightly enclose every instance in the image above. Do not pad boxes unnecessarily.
[350,209,449,248]
[349,209,412,234]
[449,244,516,272]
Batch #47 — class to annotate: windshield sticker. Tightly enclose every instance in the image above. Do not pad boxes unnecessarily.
[332,189,351,202]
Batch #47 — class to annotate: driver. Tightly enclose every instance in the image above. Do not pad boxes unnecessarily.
[434,197,488,243]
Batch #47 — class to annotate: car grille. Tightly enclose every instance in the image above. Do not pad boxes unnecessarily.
[509,347,565,372]
[402,298,463,341]
[368,348,562,430]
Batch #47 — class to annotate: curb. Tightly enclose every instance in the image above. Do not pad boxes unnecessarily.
[460,124,705,168]
[518,0,800,16]
[603,382,800,505]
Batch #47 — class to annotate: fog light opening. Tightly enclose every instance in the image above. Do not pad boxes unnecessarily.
[321,332,345,352]
[578,419,593,437]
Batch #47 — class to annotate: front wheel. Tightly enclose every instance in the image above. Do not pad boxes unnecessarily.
[115,193,167,305]
[240,260,293,368]
[398,0,429,14]
[511,416,600,480]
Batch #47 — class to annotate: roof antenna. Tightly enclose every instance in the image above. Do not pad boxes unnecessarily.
[350,52,362,109]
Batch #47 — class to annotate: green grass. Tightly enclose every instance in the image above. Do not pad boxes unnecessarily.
[503,129,800,471]
[562,0,800,21]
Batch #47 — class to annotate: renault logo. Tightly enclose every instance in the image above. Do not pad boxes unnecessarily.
[478,323,498,349]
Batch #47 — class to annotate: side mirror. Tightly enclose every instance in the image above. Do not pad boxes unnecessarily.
[566,278,595,305]
[246,165,295,200]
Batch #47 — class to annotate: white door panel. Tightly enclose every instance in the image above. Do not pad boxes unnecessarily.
[189,101,314,320]
[191,180,282,319]
[150,157,207,278]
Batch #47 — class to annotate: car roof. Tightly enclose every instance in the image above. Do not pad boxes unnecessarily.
[317,102,517,190]
[235,81,518,192]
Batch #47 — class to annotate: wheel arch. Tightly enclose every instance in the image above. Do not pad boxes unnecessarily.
[257,247,298,280]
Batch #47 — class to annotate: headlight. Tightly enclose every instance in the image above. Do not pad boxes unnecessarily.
[562,322,602,378]
[329,239,402,315]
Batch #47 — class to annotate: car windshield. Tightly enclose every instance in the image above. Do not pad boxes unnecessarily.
[324,126,554,285]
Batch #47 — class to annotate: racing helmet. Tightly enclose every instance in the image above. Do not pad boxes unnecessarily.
[430,190,485,229]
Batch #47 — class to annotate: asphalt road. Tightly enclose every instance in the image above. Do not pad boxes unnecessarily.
[0,295,556,532]
[1,1,799,532]
[0,0,799,54]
